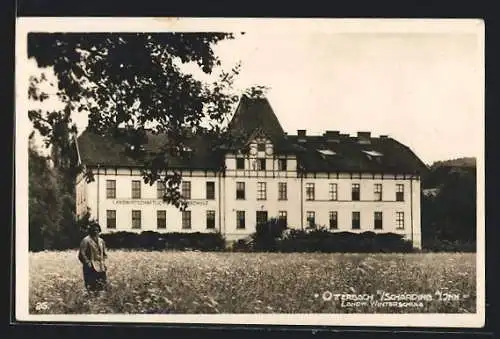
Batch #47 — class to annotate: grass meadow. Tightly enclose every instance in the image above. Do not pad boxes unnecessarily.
[29,251,476,314]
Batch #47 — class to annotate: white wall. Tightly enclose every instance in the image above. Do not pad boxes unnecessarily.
[85,167,221,233]
[411,178,422,249]
[222,176,302,240]
[75,170,87,218]
[222,137,301,240]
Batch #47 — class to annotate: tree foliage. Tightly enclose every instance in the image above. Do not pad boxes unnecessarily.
[29,135,85,251]
[29,141,61,250]
[28,32,246,210]
[421,161,476,249]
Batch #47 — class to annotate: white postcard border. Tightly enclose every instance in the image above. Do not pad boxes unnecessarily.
[15,17,486,328]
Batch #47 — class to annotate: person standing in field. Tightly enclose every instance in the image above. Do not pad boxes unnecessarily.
[78,222,108,294]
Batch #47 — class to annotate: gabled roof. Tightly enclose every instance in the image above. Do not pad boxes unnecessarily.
[225,95,297,153]
[76,129,224,170]
[76,95,428,175]
[287,134,428,174]
[227,95,285,139]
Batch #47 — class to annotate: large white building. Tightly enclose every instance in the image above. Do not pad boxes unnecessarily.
[75,95,427,248]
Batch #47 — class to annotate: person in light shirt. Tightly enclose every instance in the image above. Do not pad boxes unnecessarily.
[78,222,108,293]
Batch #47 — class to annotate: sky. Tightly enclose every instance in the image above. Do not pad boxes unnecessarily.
[23,19,484,166]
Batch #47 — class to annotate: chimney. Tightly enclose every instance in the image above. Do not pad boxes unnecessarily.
[357,131,371,144]
[323,130,340,142]
[297,129,306,143]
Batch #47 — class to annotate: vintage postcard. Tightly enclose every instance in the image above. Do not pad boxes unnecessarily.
[15,17,485,327]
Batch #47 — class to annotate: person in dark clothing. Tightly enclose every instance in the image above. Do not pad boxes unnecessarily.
[78,222,108,293]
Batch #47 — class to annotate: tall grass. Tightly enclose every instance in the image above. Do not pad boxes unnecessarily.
[29,251,476,314]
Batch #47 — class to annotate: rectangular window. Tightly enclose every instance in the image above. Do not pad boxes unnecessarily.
[132,180,141,199]
[106,180,116,199]
[352,211,360,229]
[352,183,360,201]
[106,210,116,229]
[306,211,316,227]
[206,181,215,200]
[256,211,268,225]
[157,181,165,199]
[236,157,245,170]
[257,142,266,152]
[278,158,287,171]
[257,158,266,170]
[257,182,267,200]
[329,211,338,229]
[396,212,404,229]
[374,211,383,230]
[236,182,245,200]
[329,183,338,201]
[157,210,166,229]
[278,182,287,200]
[374,183,382,201]
[278,211,287,225]
[236,211,246,229]
[306,183,315,201]
[206,210,216,229]
[132,210,141,229]
[182,210,191,229]
[396,184,404,201]
[182,181,191,199]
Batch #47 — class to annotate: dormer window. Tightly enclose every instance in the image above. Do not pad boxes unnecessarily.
[318,149,336,156]
[362,150,383,161]
[362,150,383,157]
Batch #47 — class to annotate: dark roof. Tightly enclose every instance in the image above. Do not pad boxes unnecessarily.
[287,134,428,174]
[76,96,428,175]
[227,95,285,139]
[225,95,297,153]
[77,130,224,170]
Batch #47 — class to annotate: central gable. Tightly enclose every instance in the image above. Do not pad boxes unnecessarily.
[248,129,274,157]
[225,96,298,155]
[233,128,274,157]
[227,95,285,141]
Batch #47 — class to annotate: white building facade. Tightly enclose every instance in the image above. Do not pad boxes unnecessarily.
[75,96,426,248]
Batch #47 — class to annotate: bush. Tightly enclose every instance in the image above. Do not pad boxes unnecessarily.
[422,238,476,252]
[251,218,287,252]
[272,230,414,253]
[100,231,226,251]
[243,221,414,253]
[230,237,253,252]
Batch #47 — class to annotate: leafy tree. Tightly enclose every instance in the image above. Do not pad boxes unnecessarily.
[28,138,62,251]
[27,32,247,211]
[433,167,476,241]
[243,85,270,99]
[421,161,476,249]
